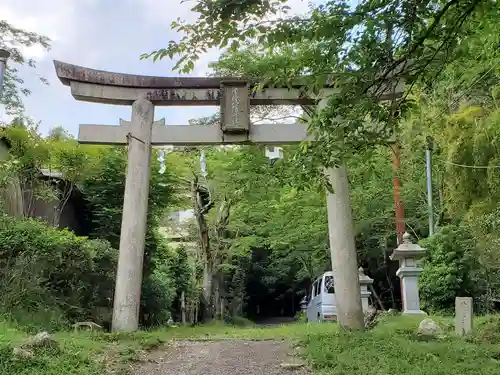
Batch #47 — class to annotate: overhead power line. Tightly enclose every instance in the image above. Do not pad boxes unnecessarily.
[440,159,500,169]
[430,60,500,123]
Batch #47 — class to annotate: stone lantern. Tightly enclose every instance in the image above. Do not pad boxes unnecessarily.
[358,267,374,311]
[390,232,426,315]
[299,296,308,313]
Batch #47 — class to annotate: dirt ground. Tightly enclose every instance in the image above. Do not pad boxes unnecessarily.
[132,339,310,375]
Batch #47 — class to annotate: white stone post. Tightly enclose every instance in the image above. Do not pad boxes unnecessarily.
[358,267,374,312]
[325,165,365,329]
[390,232,426,315]
[112,97,154,332]
[455,297,473,336]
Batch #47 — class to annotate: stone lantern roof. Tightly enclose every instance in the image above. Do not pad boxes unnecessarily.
[358,267,374,285]
[390,232,426,261]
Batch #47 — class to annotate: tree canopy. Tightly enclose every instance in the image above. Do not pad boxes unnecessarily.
[143,0,497,168]
[0,20,50,116]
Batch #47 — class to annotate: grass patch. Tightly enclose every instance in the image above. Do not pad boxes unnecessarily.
[303,315,500,375]
[0,317,338,374]
[0,318,169,375]
[146,320,339,341]
[4,314,500,375]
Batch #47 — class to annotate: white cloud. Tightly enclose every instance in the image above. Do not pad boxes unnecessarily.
[0,0,316,131]
[0,0,94,59]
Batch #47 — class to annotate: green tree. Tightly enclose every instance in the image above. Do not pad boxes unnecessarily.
[0,20,50,115]
[419,225,481,313]
[144,0,495,167]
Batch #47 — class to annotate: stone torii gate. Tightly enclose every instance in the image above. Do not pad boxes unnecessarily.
[54,60,403,332]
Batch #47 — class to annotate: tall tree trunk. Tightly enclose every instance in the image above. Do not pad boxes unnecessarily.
[2,177,24,218]
[181,290,186,324]
[214,278,221,320]
[214,197,230,320]
[191,175,214,322]
[202,260,214,321]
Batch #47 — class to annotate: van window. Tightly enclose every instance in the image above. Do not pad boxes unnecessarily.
[324,275,335,294]
[314,279,321,296]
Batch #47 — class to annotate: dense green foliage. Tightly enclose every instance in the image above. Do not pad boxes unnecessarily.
[0,216,115,331]
[420,225,481,313]
[145,0,497,168]
[0,124,194,329]
[139,0,500,315]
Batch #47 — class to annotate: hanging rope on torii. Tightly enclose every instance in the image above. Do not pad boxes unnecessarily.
[53,60,404,332]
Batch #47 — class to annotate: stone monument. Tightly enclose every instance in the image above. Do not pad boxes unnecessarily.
[455,297,473,335]
[390,232,426,315]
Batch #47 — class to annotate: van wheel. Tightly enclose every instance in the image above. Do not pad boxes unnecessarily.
[317,313,321,322]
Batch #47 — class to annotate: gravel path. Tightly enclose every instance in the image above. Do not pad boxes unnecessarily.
[132,340,310,375]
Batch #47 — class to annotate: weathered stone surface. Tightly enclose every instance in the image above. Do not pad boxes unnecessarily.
[54,60,343,89]
[418,318,442,336]
[69,81,336,106]
[54,60,233,88]
[391,233,426,315]
[28,331,59,349]
[358,267,374,312]
[364,307,379,329]
[54,61,403,106]
[72,321,103,331]
[280,355,307,370]
[17,331,59,356]
[12,347,35,359]
[111,98,154,332]
[280,362,306,370]
[78,122,311,146]
[455,297,473,336]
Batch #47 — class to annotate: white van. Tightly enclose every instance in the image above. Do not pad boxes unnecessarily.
[306,271,338,322]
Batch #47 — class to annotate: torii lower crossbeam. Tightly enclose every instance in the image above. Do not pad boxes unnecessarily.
[78,122,310,145]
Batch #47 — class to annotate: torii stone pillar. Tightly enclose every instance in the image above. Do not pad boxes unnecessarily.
[112,97,154,331]
[53,60,403,332]
[390,232,426,315]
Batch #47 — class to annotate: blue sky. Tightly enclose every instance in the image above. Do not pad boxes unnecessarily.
[1,0,311,136]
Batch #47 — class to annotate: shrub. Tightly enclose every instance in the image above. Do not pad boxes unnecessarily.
[140,238,196,327]
[140,263,176,327]
[419,225,481,313]
[0,215,117,329]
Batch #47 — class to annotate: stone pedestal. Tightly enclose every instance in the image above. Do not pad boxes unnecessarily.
[390,232,426,315]
[358,267,374,311]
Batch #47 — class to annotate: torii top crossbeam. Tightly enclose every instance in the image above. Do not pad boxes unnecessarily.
[54,60,404,145]
[53,61,404,106]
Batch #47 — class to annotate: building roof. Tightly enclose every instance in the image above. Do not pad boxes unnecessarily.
[40,169,63,179]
